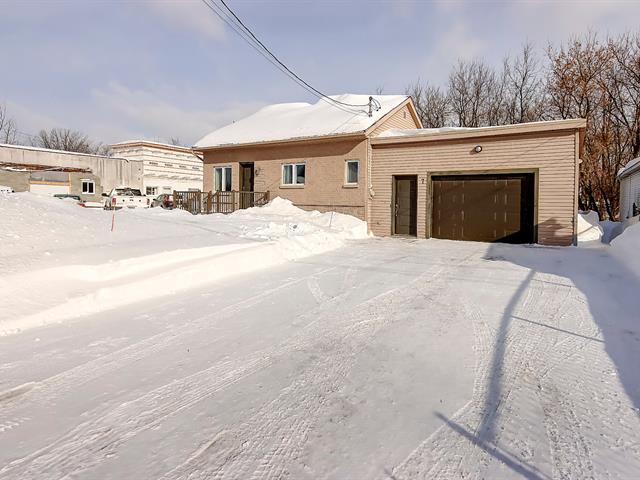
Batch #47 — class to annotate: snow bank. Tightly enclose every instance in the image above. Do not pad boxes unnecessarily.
[577,211,603,244]
[600,220,621,243]
[0,194,367,336]
[610,222,640,277]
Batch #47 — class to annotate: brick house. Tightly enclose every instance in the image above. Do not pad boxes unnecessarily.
[194,95,585,245]
[194,95,421,219]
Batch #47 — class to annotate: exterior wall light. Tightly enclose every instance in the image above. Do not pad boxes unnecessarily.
[474,145,483,153]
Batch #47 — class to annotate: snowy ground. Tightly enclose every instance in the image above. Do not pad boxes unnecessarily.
[1,194,639,479]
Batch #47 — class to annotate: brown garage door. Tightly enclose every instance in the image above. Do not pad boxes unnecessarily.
[431,173,535,244]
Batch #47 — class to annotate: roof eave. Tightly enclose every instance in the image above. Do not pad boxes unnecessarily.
[193,131,367,152]
[370,119,587,146]
[363,97,421,136]
[110,141,193,153]
[617,159,640,180]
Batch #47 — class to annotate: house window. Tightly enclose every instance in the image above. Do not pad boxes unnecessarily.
[282,163,305,186]
[214,166,232,191]
[146,186,158,196]
[163,186,172,193]
[345,160,359,185]
[81,179,95,194]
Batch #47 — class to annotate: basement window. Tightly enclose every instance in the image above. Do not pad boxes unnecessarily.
[282,163,305,186]
[345,160,359,185]
[81,179,95,194]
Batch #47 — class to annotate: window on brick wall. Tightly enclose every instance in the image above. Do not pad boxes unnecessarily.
[214,166,232,191]
[282,163,305,186]
[345,160,359,185]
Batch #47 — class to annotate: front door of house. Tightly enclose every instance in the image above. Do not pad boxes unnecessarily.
[239,162,255,208]
[393,175,417,236]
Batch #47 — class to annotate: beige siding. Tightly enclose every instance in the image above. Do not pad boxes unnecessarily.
[369,104,419,137]
[370,130,579,246]
[203,138,369,219]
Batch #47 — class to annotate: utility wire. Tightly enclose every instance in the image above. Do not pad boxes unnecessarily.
[200,0,380,115]
[199,0,353,113]
[216,0,372,109]
[199,0,359,115]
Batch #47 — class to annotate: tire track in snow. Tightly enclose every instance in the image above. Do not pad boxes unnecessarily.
[0,251,457,479]
[156,250,486,479]
[533,289,640,479]
[0,267,337,417]
[392,269,575,479]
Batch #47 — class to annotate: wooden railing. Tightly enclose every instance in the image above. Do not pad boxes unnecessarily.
[173,190,270,215]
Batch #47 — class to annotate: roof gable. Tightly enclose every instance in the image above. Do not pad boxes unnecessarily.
[194,94,410,149]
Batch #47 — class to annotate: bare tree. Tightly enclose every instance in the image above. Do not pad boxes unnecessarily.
[170,137,184,146]
[31,127,109,156]
[547,33,630,219]
[403,32,640,219]
[448,59,497,127]
[405,80,449,127]
[503,43,546,124]
[0,104,18,144]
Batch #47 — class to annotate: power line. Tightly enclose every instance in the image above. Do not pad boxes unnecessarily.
[216,0,371,109]
[199,0,359,115]
[199,0,381,115]
[199,0,351,113]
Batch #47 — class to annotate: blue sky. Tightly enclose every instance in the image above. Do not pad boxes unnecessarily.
[2,0,639,146]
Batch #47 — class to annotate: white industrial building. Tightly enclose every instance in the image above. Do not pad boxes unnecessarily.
[0,143,143,198]
[110,141,203,196]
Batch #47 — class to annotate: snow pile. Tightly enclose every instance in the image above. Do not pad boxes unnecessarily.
[610,221,640,277]
[194,94,409,147]
[0,193,367,335]
[600,220,621,243]
[577,210,604,244]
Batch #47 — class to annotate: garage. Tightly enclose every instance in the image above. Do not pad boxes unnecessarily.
[369,119,586,246]
[431,173,535,243]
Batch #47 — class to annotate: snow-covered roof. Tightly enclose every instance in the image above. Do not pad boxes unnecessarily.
[194,94,411,149]
[0,142,118,159]
[378,126,474,138]
[376,119,586,140]
[110,140,193,153]
[618,157,640,179]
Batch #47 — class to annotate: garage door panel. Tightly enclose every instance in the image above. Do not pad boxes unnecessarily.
[29,183,70,196]
[431,174,535,244]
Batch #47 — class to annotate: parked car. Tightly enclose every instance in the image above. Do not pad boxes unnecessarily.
[0,185,14,194]
[104,187,150,210]
[151,193,174,209]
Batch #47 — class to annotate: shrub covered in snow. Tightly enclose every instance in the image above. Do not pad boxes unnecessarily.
[577,211,603,244]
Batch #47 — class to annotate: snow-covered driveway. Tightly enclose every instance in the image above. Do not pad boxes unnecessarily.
[1,231,639,479]
[0,194,640,480]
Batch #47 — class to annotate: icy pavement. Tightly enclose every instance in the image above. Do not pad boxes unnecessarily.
[1,235,639,479]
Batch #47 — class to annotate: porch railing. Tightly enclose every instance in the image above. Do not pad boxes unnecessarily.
[173,190,270,215]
